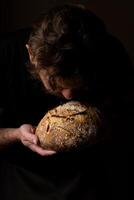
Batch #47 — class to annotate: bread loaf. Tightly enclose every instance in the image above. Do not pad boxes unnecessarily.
[35,101,101,152]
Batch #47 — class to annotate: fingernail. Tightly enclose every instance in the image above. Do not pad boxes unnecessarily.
[47,151,56,155]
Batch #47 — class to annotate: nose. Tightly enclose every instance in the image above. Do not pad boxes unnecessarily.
[61,89,74,100]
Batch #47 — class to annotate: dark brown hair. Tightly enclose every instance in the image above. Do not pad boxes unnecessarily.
[27,4,106,79]
[27,4,134,106]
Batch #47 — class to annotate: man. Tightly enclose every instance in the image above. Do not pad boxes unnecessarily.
[0,4,132,200]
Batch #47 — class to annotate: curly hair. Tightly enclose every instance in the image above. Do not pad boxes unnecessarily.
[27,4,134,106]
[27,4,107,79]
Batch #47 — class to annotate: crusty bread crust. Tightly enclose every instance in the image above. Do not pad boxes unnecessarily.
[35,101,100,151]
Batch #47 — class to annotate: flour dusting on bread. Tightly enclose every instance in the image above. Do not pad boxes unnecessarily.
[35,101,101,151]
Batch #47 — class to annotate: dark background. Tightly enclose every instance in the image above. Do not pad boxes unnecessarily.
[0,0,134,64]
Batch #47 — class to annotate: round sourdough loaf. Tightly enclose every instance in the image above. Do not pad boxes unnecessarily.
[35,101,101,151]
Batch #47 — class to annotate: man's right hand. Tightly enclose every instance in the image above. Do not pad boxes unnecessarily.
[18,124,56,156]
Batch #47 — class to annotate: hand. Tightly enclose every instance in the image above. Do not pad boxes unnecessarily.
[18,124,56,156]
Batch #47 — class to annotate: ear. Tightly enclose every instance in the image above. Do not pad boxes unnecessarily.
[25,44,35,64]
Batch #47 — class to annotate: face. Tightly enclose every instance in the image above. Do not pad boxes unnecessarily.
[26,45,88,100]
[38,67,87,100]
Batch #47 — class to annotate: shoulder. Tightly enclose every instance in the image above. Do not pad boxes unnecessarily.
[0,28,31,59]
[0,28,32,96]
[0,28,31,45]
[0,28,31,70]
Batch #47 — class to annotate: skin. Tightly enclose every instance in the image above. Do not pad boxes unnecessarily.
[38,68,84,99]
[0,44,85,156]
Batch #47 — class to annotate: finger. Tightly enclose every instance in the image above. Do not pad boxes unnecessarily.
[28,143,56,156]
[23,133,38,144]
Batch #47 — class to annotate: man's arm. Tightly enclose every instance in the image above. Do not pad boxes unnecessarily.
[0,125,56,156]
[0,128,19,148]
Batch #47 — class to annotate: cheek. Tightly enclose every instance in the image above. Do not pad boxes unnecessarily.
[40,78,61,96]
[39,73,52,91]
[43,81,55,94]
